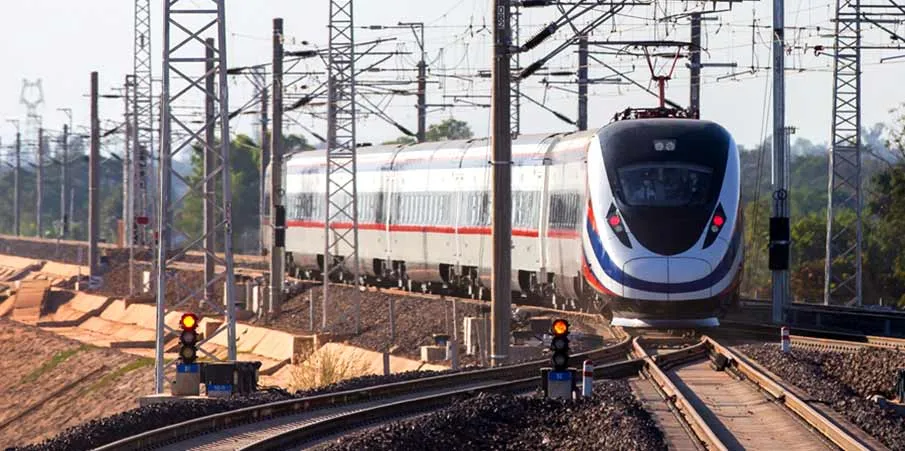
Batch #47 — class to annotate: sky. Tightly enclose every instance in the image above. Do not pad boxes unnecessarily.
[0,0,903,160]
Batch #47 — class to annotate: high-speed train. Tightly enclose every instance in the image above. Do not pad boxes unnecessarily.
[268,118,743,328]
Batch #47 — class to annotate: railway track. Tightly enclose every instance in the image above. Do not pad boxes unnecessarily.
[92,325,896,451]
[631,334,889,450]
[93,335,635,451]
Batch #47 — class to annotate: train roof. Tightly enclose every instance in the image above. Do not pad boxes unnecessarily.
[284,129,601,166]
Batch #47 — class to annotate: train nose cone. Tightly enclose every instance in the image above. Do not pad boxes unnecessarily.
[622,257,668,299]
[668,257,712,297]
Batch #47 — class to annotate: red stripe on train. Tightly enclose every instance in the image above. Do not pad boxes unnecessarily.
[285,220,579,239]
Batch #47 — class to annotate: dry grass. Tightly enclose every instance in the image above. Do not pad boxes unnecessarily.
[288,345,372,392]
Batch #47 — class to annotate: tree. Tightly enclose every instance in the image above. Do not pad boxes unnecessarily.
[285,134,315,153]
[176,134,262,253]
[383,118,474,145]
[381,136,415,145]
[426,118,473,141]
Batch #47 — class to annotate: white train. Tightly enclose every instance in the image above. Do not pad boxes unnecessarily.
[269,117,743,328]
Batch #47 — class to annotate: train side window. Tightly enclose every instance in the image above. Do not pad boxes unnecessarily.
[549,195,560,229]
[417,193,423,224]
[549,192,580,230]
[356,194,364,222]
[390,193,400,225]
[375,192,385,224]
[481,192,488,226]
[432,193,439,225]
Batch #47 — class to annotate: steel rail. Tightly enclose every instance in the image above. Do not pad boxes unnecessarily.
[93,336,632,451]
[719,319,905,351]
[703,336,881,451]
[632,337,728,451]
[238,356,647,451]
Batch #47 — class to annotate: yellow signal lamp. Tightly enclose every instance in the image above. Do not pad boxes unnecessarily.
[551,319,569,336]
[180,313,199,330]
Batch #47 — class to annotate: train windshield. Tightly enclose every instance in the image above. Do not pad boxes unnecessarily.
[617,162,712,207]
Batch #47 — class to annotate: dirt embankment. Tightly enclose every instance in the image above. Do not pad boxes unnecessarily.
[0,318,155,449]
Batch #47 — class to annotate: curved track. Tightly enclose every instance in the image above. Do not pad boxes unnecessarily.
[94,337,633,451]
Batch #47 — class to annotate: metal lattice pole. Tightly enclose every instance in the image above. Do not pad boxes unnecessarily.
[510,4,520,137]
[324,0,361,334]
[824,0,863,307]
[156,0,237,394]
[134,0,155,297]
[577,34,588,131]
[689,13,702,118]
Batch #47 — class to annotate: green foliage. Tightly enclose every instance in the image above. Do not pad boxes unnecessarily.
[426,118,473,141]
[382,136,416,145]
[0,135,121,242]
[383,118,474,145]
[88,357,154,392]
[740,107,905,306]
[176,134,263,253]
[20,344,91,385]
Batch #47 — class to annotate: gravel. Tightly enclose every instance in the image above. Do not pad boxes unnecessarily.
[317,380,665,451]
[256,282,607,363]
[737,343,905,450]
[8,369,467,451]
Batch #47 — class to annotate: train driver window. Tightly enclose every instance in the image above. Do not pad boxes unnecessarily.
[618,163,712,207]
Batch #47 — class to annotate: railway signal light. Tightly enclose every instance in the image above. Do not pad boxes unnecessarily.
[550,319,570,371]
[179,313,199,364]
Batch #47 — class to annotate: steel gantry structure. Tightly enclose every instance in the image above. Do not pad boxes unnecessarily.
[510,3,521,137]
[155,0,238,394]
[323,0,362,333]
[133,0,154,253]
[824,0,905,307]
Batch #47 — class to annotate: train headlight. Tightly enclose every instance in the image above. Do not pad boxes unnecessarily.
[605,204,632,248]
[703,204,727,249]
[653,139,676,152]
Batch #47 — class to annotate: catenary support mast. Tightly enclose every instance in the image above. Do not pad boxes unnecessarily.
[771,0,790,323]
[270,18,285,319]
[491,0,513,367]
[324,0,361,333]
[156,0,237,394]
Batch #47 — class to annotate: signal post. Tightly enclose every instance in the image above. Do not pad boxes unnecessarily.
[541,319,579,399]
[173,313,201,396]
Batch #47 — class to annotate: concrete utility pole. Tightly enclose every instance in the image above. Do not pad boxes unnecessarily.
[204,38,216,304]
[7,120,21,236]
[260,75,270,256]
[89,72,100,279]
[14,128,21,237]
[60,124,69,238]
[270,18,285,318]
[770,0,790,324]
[490,0,512,367]
[689,13,702,117]
[416,60,427,141]
[123,77,133,250]
[401,22,427,142]
[577,34,589,131]
[36,127,44,236]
